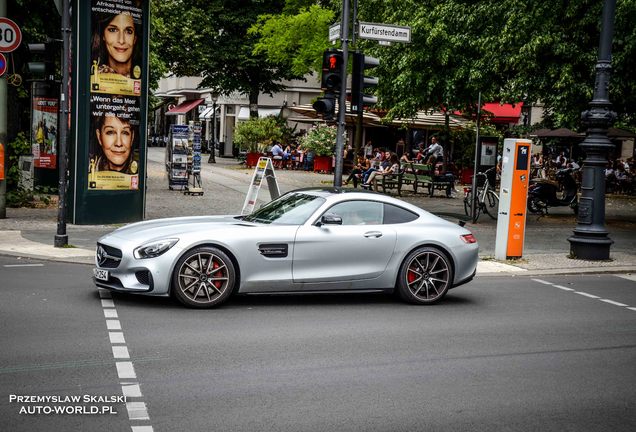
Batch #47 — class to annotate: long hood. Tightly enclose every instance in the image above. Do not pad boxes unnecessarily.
[100,215,254,244]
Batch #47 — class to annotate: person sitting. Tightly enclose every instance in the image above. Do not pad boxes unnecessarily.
[362,151,391,184]
[362,153,399,190]
[424,136,444,165]
[271,142,284,167]
[344,156,371,188]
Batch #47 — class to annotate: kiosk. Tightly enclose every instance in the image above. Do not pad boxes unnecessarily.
[495,138,532,260]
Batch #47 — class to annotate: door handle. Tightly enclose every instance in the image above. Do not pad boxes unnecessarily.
[364,231,383,238]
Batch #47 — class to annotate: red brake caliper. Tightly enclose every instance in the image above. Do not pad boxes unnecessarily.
[407,268,416,283]
[212,261,222,289]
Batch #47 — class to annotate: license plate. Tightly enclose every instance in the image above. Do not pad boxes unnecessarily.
[94,268,109,281]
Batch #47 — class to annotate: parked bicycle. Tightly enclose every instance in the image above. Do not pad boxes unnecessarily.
[463,166,500,221]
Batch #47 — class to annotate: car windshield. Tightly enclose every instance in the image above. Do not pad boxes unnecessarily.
[242,192,326,225]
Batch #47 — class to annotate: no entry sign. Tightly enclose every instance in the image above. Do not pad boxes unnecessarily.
[0,53,7,76]
[0,17,22,53]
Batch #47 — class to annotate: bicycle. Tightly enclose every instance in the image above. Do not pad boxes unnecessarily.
[463,166,500,221]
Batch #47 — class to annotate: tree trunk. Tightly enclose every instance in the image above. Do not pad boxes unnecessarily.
[249,87,259,118]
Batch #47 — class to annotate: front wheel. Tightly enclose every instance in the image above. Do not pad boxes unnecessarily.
[397,247,453,304]
[172,246,236,308]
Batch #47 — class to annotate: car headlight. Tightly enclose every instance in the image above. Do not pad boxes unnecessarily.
[134,239,179,259]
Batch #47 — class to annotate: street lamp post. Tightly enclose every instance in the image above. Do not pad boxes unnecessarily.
[208,92,219,163]
[568,0,617,260]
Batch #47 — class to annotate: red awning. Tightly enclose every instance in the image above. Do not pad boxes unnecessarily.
[166,98,204,115]
[481,102,523,123]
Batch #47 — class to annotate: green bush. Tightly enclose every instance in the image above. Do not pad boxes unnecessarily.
[300,124,337,156]
[233,116,284,153]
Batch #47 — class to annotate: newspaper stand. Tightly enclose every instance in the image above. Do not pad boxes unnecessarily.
[184,122,204,195]
[166,125,189,190]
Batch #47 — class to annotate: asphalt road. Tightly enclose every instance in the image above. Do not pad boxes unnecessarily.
[1,257,636,431]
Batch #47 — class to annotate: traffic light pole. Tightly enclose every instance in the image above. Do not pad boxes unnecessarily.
[0,0,7,219]
[54,0,70,247]
[334,0,350,188]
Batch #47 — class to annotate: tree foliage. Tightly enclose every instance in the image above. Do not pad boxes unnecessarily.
[250,0,635,129]
[151,0,300,116]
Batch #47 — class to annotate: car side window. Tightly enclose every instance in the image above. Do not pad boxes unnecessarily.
[325,201,384,225]
[383,203,419,224]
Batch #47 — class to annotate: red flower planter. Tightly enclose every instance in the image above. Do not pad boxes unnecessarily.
[245,152,262,168]
[313,155,333,173]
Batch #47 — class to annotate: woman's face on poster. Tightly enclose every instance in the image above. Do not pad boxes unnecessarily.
[104,14,136,66]
[96,115,134,171]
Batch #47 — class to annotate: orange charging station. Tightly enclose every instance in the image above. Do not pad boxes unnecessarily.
[495,138,532,260]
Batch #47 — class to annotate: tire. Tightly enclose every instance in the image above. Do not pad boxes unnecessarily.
[172,246,236,308]
[397,247,453,305]
[464,190,481,221]
[483,190,499,219]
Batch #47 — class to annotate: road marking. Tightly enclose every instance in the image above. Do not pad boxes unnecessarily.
[574,292,600,299]
[533,279,633,311]
[616,274,636,282]
[98,288,154,432]
[531,278,553,285]
[112,346,130,359]
[553,285,575,291]
[3,263,44,267]
[600,299,628,307]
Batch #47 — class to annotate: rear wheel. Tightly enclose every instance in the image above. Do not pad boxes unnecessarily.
[463,190,481,221]
[397,247,453,304]
[483,190,499,219]
[172,246,236,308]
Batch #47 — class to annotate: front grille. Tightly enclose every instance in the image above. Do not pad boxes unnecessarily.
[96,243,123,268]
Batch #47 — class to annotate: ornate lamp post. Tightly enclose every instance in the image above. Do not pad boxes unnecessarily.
[568,0,617,260]
[207,92,219,163]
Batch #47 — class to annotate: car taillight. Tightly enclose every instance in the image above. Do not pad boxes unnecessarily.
[461,234,477,244]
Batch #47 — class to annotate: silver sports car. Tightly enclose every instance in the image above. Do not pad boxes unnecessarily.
[93,188,478,308]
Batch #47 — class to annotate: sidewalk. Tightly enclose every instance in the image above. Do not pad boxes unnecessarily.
[1,148,635,276]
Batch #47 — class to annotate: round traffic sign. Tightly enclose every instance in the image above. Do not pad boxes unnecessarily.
[0,18,22,53]
[0,53,7,76]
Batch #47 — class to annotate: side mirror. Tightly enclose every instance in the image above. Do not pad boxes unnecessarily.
[318,214,343,226]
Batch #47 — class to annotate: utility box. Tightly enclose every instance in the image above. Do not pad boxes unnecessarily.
[18,155,34,191]
[495,139,532,260]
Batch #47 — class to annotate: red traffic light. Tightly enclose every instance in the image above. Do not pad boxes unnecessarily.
[321,49,343,92]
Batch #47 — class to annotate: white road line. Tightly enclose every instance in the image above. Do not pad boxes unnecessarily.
[3,264,44,267]
[574,292,600,299]
[106,320,122,330]
[126,402,150,420]
[616,274,636,282]
[116,361,137,379]
[109,332,126,344]
[532,278,553,285]
[553,285,575,291]
[599,299,629,307]
[628,307,636,312]
[122,384,143,398]
[112,346,130,359]
[101,299,115,308]
[131,425,154,432]
[99,290,153,431]
[104,309,118,318]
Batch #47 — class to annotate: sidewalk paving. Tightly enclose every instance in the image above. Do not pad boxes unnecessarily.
[1,148,634,277]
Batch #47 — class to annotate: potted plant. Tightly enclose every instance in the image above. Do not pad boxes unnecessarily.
[300,124,337,172]
[233,116,283,167]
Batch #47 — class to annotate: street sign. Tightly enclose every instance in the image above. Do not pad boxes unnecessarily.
[0,18,22,53]
[329,23,341,42]
[0,53,7,76]
[358,21,411,44]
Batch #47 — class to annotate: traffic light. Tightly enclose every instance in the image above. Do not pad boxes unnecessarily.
[320,49,344,93]
[350,51,379,114]
[27,43,57,81]
[312,93,337,121]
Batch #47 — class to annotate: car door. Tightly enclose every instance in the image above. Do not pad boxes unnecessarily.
[292,200,397,284]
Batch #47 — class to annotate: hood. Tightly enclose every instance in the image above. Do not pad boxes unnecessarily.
[99,215,255,244]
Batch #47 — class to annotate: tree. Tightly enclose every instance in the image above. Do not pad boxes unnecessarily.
[152,0,299,118]
[356,0,635,128]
